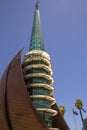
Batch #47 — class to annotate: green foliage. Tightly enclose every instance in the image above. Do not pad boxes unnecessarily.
[74,99,83,110]
[59,106,66,115]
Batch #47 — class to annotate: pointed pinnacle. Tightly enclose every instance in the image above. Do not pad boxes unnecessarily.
[36,0,39,10]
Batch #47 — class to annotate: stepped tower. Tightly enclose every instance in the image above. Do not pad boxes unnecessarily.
[22,1,57,128]
[0,1,70,130]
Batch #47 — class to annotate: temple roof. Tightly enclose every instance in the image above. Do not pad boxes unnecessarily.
[29,1,45,51]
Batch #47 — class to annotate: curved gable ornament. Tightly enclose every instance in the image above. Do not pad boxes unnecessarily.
[0,51,49,130]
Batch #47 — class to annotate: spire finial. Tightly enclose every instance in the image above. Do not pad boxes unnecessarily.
[36,0,39,10]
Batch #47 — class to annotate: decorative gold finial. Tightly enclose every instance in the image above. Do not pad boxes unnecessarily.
[36,0,39,10]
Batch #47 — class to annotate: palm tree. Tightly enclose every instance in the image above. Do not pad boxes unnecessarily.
[74,99,84,124]
[75,99,83,109]
[59,106,66,116]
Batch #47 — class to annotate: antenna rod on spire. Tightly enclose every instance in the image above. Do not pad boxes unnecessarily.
[36,0,39,10]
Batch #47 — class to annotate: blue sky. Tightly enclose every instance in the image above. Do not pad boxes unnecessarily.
[0,0,87,129]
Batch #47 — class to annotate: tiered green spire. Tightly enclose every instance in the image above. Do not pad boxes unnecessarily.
[29,0,45,51]
[23,1,57,129]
